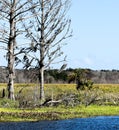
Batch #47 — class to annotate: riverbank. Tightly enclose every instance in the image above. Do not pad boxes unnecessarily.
[0,84,119,122]
[0,105,119,122]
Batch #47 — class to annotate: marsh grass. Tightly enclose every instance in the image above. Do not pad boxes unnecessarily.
[93,84,119,92]
[0,105,119,121]
[0,83,119,106]
[0,83,119,121]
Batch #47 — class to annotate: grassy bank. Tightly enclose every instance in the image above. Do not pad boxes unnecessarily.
[0,105,119,122]
[0,83,119,121]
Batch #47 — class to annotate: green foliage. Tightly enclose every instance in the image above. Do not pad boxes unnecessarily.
[68,68,93,90]
[46,69,68,82]
[0,98,19,108]
[0,105,119,121]
[81,79,93,90]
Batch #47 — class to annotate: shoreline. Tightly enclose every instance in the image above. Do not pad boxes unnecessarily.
[0,105,119,122]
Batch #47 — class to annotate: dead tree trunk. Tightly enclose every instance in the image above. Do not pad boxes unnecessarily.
[7,1,16,100]
[39,67,45,101]
[39,0,45,101]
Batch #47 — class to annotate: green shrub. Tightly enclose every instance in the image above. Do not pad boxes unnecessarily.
[0,98,19,108]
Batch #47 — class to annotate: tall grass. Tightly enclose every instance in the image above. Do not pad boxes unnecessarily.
[0,83,119,107]
[1,83,119,101]
[0,83,119,121]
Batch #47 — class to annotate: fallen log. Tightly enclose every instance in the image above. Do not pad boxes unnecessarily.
[42,99,62,106]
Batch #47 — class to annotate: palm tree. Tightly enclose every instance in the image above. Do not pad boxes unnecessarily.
[68,69,93,90]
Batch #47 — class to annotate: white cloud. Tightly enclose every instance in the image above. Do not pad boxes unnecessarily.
[83,57,93,65]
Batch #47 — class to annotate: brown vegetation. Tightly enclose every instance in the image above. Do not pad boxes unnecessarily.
[0,67,119,84]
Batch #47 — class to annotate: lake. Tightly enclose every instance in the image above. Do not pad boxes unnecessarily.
[0,116,119,130]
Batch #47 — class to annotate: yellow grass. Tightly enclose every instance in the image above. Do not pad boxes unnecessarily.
[1,83,119,96]
[0,83,119,121]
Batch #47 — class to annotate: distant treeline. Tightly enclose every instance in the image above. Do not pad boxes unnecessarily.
[0,67,119,84]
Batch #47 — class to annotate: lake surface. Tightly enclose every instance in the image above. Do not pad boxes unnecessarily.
[0,116,119,130]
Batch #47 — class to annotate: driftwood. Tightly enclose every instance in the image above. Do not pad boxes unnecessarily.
[42,99,62,106]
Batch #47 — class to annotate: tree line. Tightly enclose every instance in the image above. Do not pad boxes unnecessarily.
[0,67,119,84]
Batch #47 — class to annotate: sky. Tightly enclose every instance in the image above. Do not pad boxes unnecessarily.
[1,0,119,70]
[65,0,119,70]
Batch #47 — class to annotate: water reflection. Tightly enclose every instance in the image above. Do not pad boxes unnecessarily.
[0,116,119,130]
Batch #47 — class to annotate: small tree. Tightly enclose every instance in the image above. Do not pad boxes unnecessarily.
[68,69,93,90]
[23,0,72,101]
[0,0,38,100]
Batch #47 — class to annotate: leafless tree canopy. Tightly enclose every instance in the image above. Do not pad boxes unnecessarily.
[0,0,72,101]
[21,0,72,100]
[0,0,38,100]
[23,0,72,69]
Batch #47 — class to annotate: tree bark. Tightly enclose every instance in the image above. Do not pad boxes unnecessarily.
[7,39,15,100]
[39,67,45,100]
[39,0,45,101]
[7,0,16,100]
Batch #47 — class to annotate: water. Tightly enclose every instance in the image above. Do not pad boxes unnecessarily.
[0,116,119,130]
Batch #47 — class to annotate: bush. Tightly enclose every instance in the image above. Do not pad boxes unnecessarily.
[0,98,19,108]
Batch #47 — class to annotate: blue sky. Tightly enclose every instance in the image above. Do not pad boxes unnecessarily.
[0,0,119,70]
[65,0,119,70]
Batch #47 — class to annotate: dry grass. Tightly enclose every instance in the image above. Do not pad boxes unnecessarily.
[0,83,119,121]
[0,83,119,106]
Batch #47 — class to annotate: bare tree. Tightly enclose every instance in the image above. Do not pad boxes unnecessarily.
[0,0,38,100]
[23,0,72,101]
